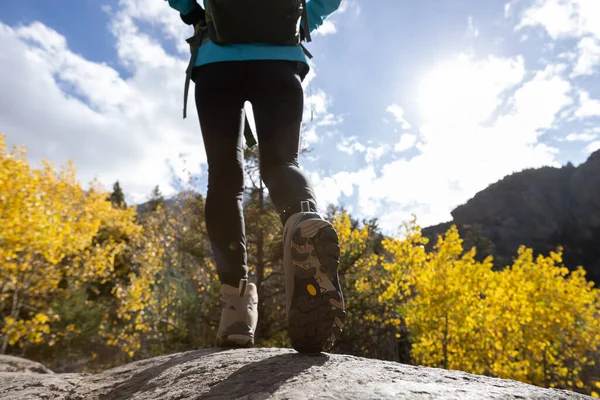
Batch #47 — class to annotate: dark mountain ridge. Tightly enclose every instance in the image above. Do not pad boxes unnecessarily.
[423,150,600,284]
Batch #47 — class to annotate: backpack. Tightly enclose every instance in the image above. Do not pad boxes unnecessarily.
[205,0,311,46]
[182,1,312,148]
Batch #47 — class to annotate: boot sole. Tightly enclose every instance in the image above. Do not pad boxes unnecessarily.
[288,219,345,354]
[217,335,254,348]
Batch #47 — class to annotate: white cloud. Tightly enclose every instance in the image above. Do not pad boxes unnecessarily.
[386,104,411,129]
[311,0,357,37]
[518,1,600,78]
[365,146,388,163]
[586,141,600,154]
[306,89,330,115]
[518,0,600,37]
[394,134,417,152]
[518,0,580,39]
[572,37,600,76]
[301,88,343,145]
[1,0,346,208]
[336,136,389,163]
[0,3,208,204]
[417,54,526,127]
[309,54,570,231]
[574,90,600,118]
[310,168,376,212]
[314,20,337,36]
[302,125,320,145]
[348,57,568,231]
[337,0,361,16]
[565,132,598,142]
[507,64,572,135]
[317,113,344,127]
[337,136,366,155]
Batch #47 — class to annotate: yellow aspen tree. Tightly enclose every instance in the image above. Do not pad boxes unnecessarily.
[399,225,495,371]
[0,135,126,352]
[333,210,402,359]
[381,220,600,396]
[0,134,170,361]
[488,247,600,394]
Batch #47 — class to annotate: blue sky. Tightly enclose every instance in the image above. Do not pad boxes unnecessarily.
[1,0,599,232]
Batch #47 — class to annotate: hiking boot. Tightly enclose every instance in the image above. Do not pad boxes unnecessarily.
[283,201,346,354]
[216,279,258,348]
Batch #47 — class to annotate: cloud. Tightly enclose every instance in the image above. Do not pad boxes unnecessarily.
[309,53,571,231]
[386,104,411,129]
[518,0,580,39]
[312,0,358,37]
[357,58,567,230]
[517,0,600,76]
[417,54,526,126]
[306,89,330,115]
[337,136,366,155]
[574,90,600,118]
[365,146,388,163]
[337,0,361,16]
[518,0,600,37]
[310,168,377,212]
[314,20,337,36]
[572,37,600,76]
[587,141,600,154]
[317,113,344,127]
[565,132,598,142]
[300,88,343,144]
[334,135,391,163]
[394,134,418,152]
[0,3,207,204]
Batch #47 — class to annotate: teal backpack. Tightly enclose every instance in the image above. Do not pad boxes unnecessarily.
[182,1,312,147]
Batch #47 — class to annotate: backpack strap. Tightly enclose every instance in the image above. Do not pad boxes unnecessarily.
[301,0,311,43]
[299,0,312,59]
[183,23,205,119]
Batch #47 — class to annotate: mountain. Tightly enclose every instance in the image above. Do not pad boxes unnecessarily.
[423,150,600,285]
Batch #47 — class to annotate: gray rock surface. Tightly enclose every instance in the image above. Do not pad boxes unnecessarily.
[0,372,83,400]
[0,354,54,374]
[0,348,593,399]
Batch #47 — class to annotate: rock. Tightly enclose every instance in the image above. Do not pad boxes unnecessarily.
[0,372,83,400]
[0,355,54,374]
[423,150,600,283]
[0,348,593,399]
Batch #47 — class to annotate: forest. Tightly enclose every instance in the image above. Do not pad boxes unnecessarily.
[1,134,599,397]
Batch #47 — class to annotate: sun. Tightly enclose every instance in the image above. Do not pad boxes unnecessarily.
[417,54,516,127]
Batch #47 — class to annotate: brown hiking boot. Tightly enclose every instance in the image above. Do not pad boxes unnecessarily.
[216,279,258,348]
[283,201,346,354]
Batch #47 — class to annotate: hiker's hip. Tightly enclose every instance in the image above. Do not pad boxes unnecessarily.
[193,60,304,94]
[192,41,310,80]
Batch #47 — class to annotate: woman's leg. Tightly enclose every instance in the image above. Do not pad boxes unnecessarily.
[246,61,319,225]
[247,61,345,354]
[194,62,248,287]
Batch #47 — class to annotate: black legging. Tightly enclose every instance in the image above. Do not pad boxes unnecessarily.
[194,60,318,287]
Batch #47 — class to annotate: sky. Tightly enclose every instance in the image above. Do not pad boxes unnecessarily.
[1,0,600,233]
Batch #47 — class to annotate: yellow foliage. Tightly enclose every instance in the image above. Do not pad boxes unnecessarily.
[0,134,166,357]
[381,223,600,396]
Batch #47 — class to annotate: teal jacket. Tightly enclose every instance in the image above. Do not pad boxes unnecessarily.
[168,0,342,69]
